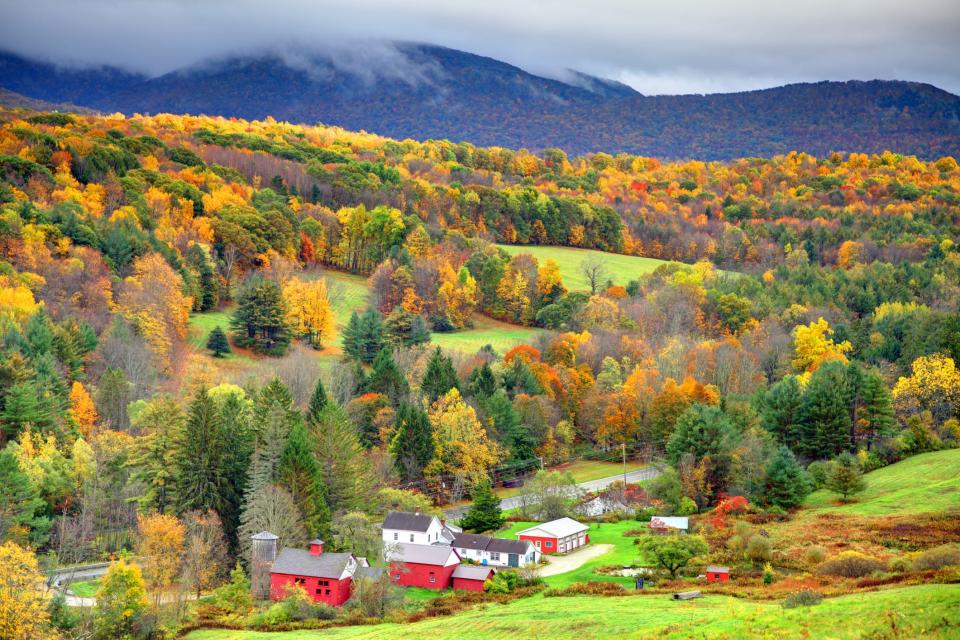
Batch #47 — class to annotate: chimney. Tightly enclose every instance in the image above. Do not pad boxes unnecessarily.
[309,538,324,556]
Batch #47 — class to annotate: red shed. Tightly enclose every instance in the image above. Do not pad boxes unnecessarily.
[388,543,460,589]
[516,517,589,554]
[706,565,730,583]
[452,565,496,592]
[269,539,363,607]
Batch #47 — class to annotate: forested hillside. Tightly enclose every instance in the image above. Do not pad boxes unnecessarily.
[2,47,959,159]
[1,107,959,637]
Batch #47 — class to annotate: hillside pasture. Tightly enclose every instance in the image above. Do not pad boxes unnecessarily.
[184,584,960,640]
[496,244,674,291]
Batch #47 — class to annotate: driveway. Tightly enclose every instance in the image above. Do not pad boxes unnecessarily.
[539,543,614,576]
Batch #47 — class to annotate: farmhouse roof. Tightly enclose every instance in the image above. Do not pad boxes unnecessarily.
[271,548,353,579]
[650,516,689,530]
[516,517,589,538]
[387,542,459,566]
[452,533,533,555]
[706,565,730,573]
[452,565,496,581]
[355,565,384,580]
[383,511,435,532]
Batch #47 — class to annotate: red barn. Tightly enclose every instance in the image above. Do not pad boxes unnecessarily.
[269,538,374,607]
[388,543,460,589]
[516,517,589,554]
[706,565,730,583]
[452,565,496,592]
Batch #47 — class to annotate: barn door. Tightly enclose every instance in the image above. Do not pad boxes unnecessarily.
[508,553,519,567]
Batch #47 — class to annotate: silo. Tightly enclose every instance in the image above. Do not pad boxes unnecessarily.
[250,531,279,600]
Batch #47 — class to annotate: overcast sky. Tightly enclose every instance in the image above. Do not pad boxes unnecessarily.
[1,0,958,95]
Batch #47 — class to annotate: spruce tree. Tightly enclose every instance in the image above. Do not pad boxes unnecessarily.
[175,388,228,516]
[342,311,363,361]
[421,347,459,403]
[468,362,497,399]
[279,421,332,539]
[798,361,852,459]
[459,478,504,533]
[762,446,811,508]
[360,310,386,363]
[0,446,50,545]
[308,404,371,514]
[366,347,409,405]
[824,453,866,501]
[206,326,231,358]
[759,375,803,451]
[848,365,896,450]
[217,392,253,551]
[306,378,329,424]
[230,277,291,356]
[390,404,435,482]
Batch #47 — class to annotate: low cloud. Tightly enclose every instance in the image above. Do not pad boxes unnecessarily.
[0,0,958,95]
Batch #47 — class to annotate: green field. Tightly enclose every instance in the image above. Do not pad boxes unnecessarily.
[68,578,100,598]
[496,244,674,292]
[431,314,542,356]
[185,584,960,640]
[803,449,960,516]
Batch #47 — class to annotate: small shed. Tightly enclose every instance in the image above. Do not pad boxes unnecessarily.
[516,517,589,554]
[706,565,730,583]
[649,516,689,534]
[452,565,496,592]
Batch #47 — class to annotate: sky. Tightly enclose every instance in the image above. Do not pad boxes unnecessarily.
[1,0,959,95]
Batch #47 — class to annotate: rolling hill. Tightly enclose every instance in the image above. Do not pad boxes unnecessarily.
[2,46,959,159]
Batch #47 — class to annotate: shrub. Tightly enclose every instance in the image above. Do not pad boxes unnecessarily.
[912,545,960,571]
[889,556,913,573]
[746,535,773,565]
[250,584,337,626]
[782,589,823,608]
[762,562,775,584]
[817,551,885,577]
[803,546,827,567]
[677,497,698,516]
[806,461,829,489]
[544,582,625,597]
[484,571,521,594]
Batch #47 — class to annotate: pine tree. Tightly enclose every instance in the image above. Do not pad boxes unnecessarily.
[798,361,852,459]
[825,453,866,501]
[278,421,331,540]
[175,389,228,516]
[468,362,497,399]
[759,375,803,451]
[308,404,371,514]
[343,310,385,364]
[230,278,291,356]
[421,347,459,403]
[389,404,435,482]
[342,312,363,361]
[306,378,328,424]
[216,392,253,551]
[848,365,896,450]
[366,348,409,406]
[0,447,49,546]
[206,326,231,358]
[459,478,504,533]
[762,446,810,508]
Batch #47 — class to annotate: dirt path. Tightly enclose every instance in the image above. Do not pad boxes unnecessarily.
[539,543,614,576]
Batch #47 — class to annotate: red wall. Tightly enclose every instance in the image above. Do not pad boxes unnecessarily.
[270,573,352,606]
[453,576,489,592]
[707,571,729,583]
[389,561,457,589]
[519,534,558,554]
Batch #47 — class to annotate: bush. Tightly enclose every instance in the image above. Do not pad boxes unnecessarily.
[803,546,827,567]
[782,589,823,608]
[912,545,960,571]
[806,461,829,489]
[817,551,885,577]
[677,497,698,516]
[250,585,337,626]
[484,571,520,594]
[544,582,625,597]
[888,556,913,573]
[746,535,773,565]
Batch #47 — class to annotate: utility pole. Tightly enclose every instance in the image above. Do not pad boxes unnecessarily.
[622,443,627,486]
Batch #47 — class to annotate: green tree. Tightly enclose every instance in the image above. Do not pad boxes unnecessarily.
[231,277,291,356]
[759,375,803,451]
[94,559,148,640]
[646,466,684,514]
[0,380,51,441]
[667,404,739,465]
[798,361,852,459]
[824,453,866,501]
[278,421,331,540]
[846,364,896,450]
[206,326,231,358]
[215,391,253,551]
[389,404,435,483]
[482,390,536,465]
[421,347,459,402]
[366,348,409,406]
[343,310,385,364]
[175,388,230,517]
[305,378,328,424]
[128,396,184,513]
[636,534,709,579]
[0,446,49,545]
[384,307,430,347]
[762,446,811,508]
[459,478,504,533]
[309,404,371,514]
[468,362,497,399]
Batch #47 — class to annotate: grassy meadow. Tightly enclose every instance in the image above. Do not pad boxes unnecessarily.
[496,244,673,291]
[184,584,960,640]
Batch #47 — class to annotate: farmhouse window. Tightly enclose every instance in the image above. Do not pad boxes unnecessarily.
[410,534,414,542]
[429,573,436,583]
[546,541,553,548]
[393,532,398,541]
[535,541,541,549]
[315,588,322,595]
[490,552,500,561]
[295,578,306,585]
[325,589,331,595]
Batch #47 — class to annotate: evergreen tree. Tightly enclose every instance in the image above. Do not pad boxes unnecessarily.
[846,364,896,450]
[186,243,220,311]
[759,375,803,451]
[253,378,300,436]
[762,446,811,508]
[95,368,133,431]
[342,312,363,361]
[0,446,50,545]
[483,390,536,464]
[230,277,291,356]
[217,393,253,551]
[0,380,50,440]
[309,404,371,514]
[306,378,329,424]
[175,389,228,516]
[278,421,332,539]
[343,310,385,364]
[798,361,852,459]
[421,347,459,403]
[206,326,231,358]
[459,478,504,533]
[667,404,739,465]
[389,404,435,482]
[468,362,497,399]
[384,307,430,347]
[824,453,866,501]
[366,347,409,405]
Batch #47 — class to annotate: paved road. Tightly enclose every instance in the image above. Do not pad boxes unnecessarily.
[46,563,111,587]
[445,465,663,519]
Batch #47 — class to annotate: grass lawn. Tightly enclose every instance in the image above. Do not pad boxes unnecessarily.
[803,449,960,516]
[496,244,674,292]
[430,314,542,356]
[184,583,960,640]
[498,520,644,589]
[69,578,100,597]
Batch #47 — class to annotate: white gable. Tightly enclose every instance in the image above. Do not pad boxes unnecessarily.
[517,517,588,538]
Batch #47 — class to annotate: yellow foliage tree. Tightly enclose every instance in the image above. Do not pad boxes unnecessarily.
[68,381,99,438]
[537,258,565,297]
[892,354,960,426]
[428,388,501,487]
[496,268,530,323]
[283,277,336,348]
[436,264,477,329]
[136,513,186,610]
[0,542,55,640]
[791,317,852,382]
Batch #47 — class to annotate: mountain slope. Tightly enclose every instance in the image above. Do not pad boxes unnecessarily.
[2,46,958,159]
